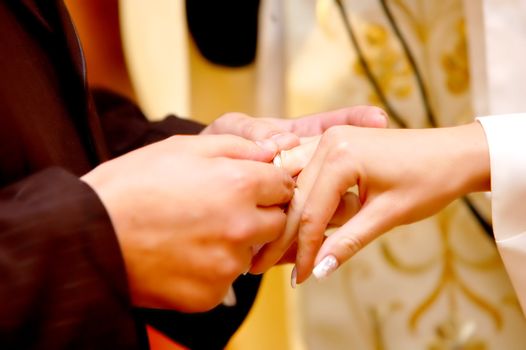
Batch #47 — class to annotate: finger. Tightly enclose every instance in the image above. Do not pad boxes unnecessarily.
[312,196,395,280]
[293,149,360,284]
[235,161,295,207]
[249,206,288,245]
[278,137,320,177]
[289,106,389,136]
[276,240,298,264]
[250,188,307,274]
[207,112,300,150]
[250,141,328,274]
[328,192,361,227]
[189,134,277,162]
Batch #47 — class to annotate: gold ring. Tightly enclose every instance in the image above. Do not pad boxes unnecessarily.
[272,152,283,168]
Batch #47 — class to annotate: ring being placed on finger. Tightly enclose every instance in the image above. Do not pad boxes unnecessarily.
[272,152,283,168]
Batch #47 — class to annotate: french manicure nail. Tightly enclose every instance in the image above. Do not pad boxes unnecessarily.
[312,255,339,280]
[290,266,297,289]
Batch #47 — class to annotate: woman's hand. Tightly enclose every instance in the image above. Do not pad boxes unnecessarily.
[251,122,490,285]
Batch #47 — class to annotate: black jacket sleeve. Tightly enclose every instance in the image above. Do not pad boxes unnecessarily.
[91,89,206,158]
[0,168,142,350]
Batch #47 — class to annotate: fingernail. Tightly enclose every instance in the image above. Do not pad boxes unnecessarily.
[371,113,388,127]
[290,266,297,289]
[255,139,278,153]
[222,285,237,307]
[312,255,339,280]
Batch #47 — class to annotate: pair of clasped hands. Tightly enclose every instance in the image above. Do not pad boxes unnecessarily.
[82,105,489,312]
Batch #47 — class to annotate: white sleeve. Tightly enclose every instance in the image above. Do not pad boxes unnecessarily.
[477,114,526,314]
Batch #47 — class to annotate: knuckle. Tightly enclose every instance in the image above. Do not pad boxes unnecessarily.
[299,208,322,236]
[338,234,364,257]
[302,230,323,248]
[241,120,258,139]
[216,256,244,280]
[266,212,287,240]
[299,209,330,250]
[326,140,352,163]
[227,168,257,193]
[225,218,256,243]
[323,125,346,140]
[205,249,245,284]
[321,127,352,160]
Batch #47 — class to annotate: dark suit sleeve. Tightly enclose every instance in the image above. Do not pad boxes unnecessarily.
[0,167,142,350]
[91,89,206,158]
[91,89,263,349]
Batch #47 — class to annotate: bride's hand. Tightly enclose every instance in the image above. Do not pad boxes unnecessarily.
[252,123,490,286]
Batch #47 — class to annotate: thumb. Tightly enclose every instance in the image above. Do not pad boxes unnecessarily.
[310,196,395,280]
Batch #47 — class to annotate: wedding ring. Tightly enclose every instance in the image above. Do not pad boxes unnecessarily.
[273,152,283,168]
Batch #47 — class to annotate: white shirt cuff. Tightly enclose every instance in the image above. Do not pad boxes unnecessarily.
[477,114,526,314]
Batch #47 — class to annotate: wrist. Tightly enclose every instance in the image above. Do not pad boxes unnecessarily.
[448,122,491,197]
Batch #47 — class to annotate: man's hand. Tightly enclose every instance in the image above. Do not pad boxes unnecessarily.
[81,135,294,312]
[200,106,388,153]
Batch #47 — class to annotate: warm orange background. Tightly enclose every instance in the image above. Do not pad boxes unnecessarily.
[65,0,135,100]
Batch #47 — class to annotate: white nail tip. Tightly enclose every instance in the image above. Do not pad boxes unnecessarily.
[291,266,297,289]
[312,255,338,280]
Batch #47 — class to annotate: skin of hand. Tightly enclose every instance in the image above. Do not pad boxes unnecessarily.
[81,134,295,312]
[201,107,388,267]
[200,106,389,153]
[251,122,490,284]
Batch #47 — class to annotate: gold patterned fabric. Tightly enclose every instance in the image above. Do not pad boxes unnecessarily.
[285,0,526,349]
